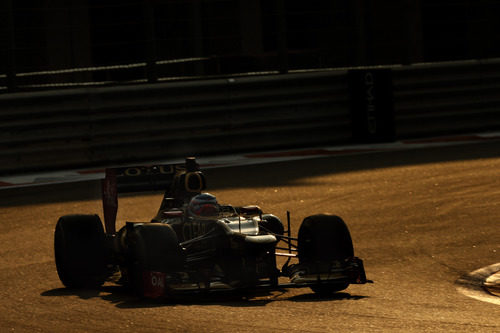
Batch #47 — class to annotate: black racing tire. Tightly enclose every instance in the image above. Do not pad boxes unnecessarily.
[127,223,183,296]
[54,214,108,288]
[298,214,354,263]
[310,282,350,295]
[260,214,285,239]
[298,214,353,295]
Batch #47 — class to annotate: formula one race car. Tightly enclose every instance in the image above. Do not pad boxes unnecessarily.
[54,158,370,298]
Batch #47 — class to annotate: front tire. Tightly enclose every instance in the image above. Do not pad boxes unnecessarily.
[298,214,354,294]
[126,223,183,296]
[310,282,350,295]
[54,214,108,288]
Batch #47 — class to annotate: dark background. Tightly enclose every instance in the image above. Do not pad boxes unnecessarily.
[2,0,500,91]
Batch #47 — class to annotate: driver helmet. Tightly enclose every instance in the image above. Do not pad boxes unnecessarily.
[188,193,219,218]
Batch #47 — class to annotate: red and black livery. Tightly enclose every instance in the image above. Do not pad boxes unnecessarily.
[54,157,371,298]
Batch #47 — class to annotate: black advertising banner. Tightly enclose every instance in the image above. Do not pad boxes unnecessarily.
[348,69,395,142]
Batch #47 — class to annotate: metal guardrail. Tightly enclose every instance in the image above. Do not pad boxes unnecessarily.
[1,59,500,175]
[0,71,350,174]
[393,59,500,137]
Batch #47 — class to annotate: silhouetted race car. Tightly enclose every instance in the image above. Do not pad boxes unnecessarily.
[54,157,370,298]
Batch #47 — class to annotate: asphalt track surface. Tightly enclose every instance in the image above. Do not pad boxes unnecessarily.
[0,141,499,332]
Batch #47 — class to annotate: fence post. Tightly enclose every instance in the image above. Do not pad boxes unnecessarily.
[6,0,17,92]
[143,0,157,83]
[276,0,288,74]
[192,0,204,75]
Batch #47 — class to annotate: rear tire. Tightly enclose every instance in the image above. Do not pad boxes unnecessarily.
[298,214,354,294]
[54,214,108,288]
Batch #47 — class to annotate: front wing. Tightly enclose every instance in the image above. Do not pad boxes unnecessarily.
[140,257,370,298]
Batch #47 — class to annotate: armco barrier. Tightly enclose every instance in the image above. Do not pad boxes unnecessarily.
[1,59,500,175]
[0,71,351,174]
[392,59,500,137]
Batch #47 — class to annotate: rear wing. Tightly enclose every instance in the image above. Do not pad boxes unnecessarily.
[102,157,205,234]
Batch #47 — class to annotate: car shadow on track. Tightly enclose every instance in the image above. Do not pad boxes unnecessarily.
[285,292,368,302]
[41,285,275,308]
[41,285,368,308]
